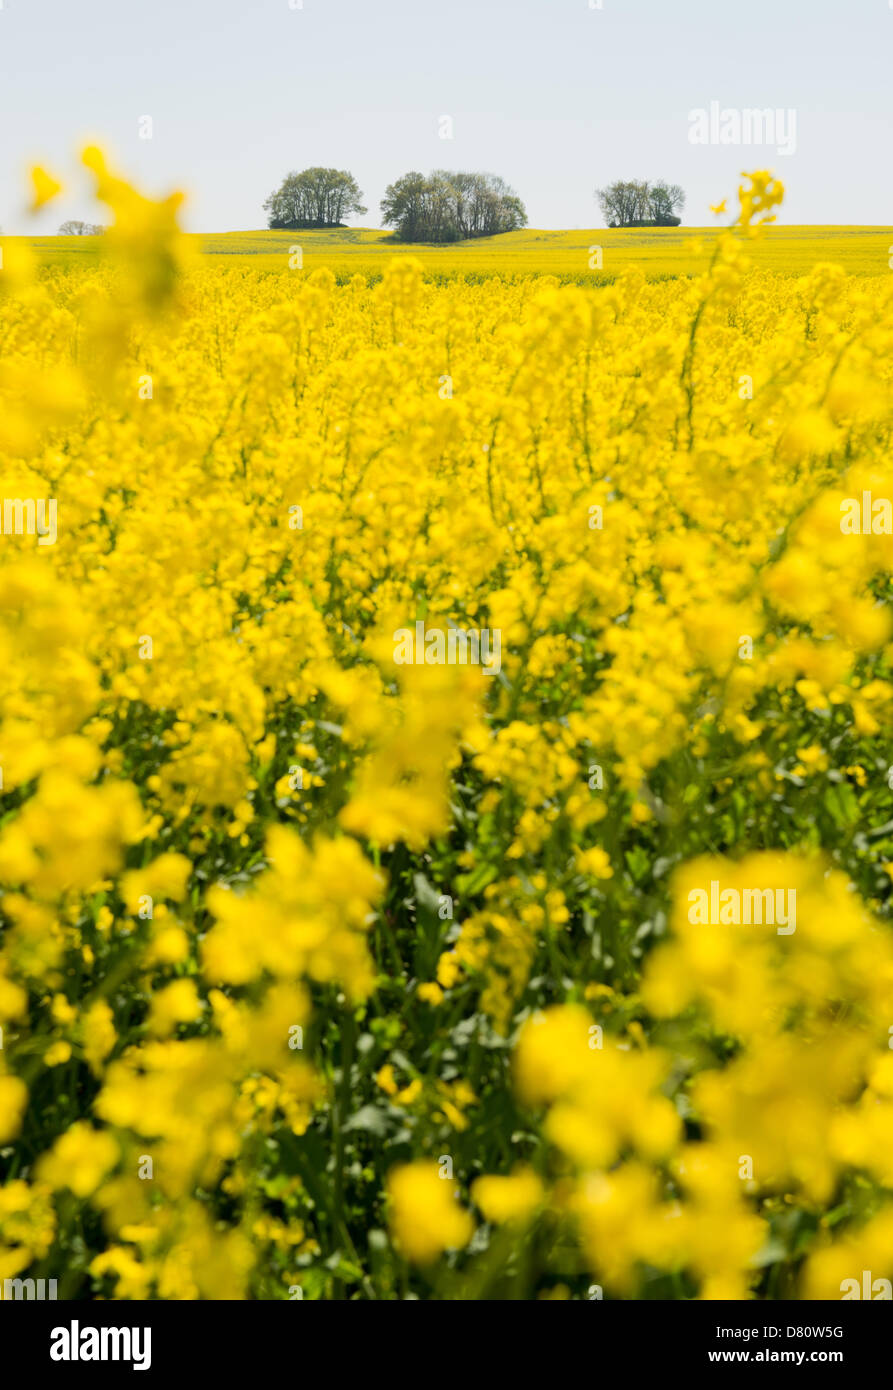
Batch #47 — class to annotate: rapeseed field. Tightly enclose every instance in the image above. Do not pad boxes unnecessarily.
[24,221,893,281]
[2,155,893,1301]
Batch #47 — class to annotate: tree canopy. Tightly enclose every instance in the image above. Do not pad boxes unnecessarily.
[263,168,367,229]
[595,180,685,228]
[380,171,527,243]
[58,220,105,235]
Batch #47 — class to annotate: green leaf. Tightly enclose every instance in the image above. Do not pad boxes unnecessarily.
[457,862,499,896]
[625,846,651,883]
[823,782,859,828]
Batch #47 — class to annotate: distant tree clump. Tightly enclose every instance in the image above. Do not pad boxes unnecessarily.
[263,168,367,229]
[595,180,685,228]
[58,220,106,235]
[380,171,527,243]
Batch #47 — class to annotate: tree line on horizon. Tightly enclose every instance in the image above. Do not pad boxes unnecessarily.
[57,220,107,235]
[263,166,527,242]
[595,179,685,228]
[56,170,685,241]
[263,167,687,240]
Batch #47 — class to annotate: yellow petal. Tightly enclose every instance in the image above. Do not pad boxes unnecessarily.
[29,165,63,212]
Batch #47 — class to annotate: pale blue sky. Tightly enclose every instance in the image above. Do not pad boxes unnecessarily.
[1,0,891,233]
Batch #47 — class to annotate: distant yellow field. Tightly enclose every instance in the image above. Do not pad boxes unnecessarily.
[17,223,893,280]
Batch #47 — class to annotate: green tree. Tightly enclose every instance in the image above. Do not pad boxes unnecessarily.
[381,171,527,243]
[263,168,367,229]
[595,180,685,228]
